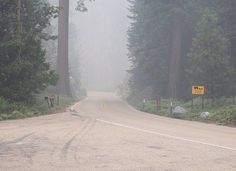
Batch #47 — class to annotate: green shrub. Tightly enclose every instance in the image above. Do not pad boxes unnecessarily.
[0,94,75,121]
[0,114,11,120]
[0,97,12,113]
[12,111,25,119]
[142,100,157,114]
[210,106,236,125]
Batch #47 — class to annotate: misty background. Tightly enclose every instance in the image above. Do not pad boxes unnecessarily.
[65,0,130,91]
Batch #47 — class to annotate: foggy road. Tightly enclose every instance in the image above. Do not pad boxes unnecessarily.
[0,92,236,171]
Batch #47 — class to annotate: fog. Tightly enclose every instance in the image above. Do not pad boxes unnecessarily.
[69,0,130,91]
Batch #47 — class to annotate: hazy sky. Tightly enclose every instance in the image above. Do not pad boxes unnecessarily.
[69,0,130,91]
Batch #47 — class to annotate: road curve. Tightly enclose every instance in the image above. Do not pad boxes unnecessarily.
[0,92,235,171]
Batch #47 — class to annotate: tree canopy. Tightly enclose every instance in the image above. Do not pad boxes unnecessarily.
[0,0,58,102]
[128,0,236,100]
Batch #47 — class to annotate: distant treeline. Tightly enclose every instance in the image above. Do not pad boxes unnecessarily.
[127,0,236,100]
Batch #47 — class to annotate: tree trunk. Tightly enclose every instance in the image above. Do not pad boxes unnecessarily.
[167,0,184,99]
[16,0,22,33]
[57,0,70,95]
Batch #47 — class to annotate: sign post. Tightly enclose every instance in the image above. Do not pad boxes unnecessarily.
[202,95,205,110]
[191,95,194,111]
[192,86,205,110]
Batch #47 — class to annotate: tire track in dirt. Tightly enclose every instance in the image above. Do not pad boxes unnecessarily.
[59,118,89,160]
[44,114,89,166]
[0,133,34,146]
[49,120,87,164]
[73,118,96,163]
[60,117,96,161]
[46,114,89,163]
[0,132,36,166]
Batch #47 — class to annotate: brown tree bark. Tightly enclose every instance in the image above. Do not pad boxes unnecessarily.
[57,0,70,95]
[167,0,184,99]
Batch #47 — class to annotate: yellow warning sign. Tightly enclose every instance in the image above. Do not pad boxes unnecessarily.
[192,86,205,95]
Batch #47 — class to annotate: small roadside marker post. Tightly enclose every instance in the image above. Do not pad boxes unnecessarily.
[57,95,60,106]
[156,97,161,112]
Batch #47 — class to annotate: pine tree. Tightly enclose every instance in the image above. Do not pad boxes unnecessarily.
[187,8,233,98]
[0,0,58,102]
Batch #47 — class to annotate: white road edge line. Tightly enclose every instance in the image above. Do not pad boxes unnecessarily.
[96,119,236,151]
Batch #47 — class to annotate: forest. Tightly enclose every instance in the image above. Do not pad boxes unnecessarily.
[0,0,74,120]
[0,1,235,170]
[0,0,236,125]
[128,0,236,100]
[127,0,236,125]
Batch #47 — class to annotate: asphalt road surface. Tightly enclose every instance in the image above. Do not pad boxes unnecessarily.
[0,92,236,171]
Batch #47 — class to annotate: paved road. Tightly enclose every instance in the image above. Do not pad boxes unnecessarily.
[0,92,236,171]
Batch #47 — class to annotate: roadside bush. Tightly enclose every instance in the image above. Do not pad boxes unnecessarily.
[127,95,236,126]
[0,94,75,121]
[0,97,12,113]
[142,100,157,114]
[210,106,236,125]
